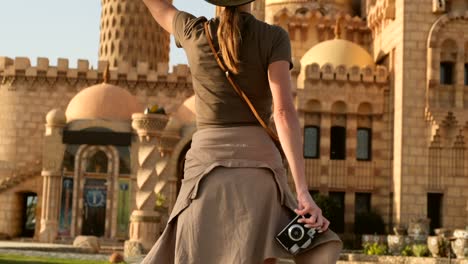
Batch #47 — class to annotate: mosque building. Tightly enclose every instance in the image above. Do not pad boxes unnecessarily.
[0,0,467,252]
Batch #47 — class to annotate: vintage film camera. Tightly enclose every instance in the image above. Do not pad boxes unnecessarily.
[276,214,317,255]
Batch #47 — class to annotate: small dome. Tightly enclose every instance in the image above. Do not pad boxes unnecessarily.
[46,108,66,125]
[66,83,143,122]
[300,39,375,68]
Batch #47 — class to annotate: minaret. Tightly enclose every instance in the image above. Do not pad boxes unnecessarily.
[99,0,171,70]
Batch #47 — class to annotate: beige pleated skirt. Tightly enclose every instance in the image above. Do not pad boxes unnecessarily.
[142,126,341,264]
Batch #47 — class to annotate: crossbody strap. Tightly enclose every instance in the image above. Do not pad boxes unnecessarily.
[203,21,280,143]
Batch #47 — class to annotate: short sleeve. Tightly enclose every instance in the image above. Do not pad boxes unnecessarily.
[268,26,293,70]
[172,11,206,48]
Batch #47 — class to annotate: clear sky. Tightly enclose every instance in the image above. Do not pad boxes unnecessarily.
[0,0,214,69]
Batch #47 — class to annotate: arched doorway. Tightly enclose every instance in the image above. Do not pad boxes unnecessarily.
[70,145,118,238]
[82,150,108,236]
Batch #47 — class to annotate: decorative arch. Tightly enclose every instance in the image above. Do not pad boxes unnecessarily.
[426,14,468,93]
[331,101,347,114]
[305,99,322,112]
[427,13,468,49]
[331,101,347,127]
[304,100,322,127]
[70,144,120,238]
[357,102,373,115]
[440,38,458,61]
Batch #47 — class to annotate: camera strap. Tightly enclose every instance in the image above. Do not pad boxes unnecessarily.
[203,21,285,159]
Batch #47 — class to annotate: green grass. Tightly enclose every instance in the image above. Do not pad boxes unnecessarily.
[0,254,112,264]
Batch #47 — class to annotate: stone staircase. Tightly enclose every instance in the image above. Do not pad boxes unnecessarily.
[0,165,42,193]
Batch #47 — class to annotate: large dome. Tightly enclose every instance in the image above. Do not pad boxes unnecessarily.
[66,83,143,122]
[300,39,375,68]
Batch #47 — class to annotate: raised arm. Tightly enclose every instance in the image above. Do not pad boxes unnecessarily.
[142,0,178,34]
[268,61,329,232]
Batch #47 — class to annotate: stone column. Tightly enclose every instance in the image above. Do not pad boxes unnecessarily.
[39,109,67,242]
[125,113,169,256]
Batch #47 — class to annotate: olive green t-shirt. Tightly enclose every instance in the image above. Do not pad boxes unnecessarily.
[173,11,292,129]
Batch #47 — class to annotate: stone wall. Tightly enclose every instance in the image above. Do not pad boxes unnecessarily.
[367,0,468,229]
[0,57,193,181]
[0,174,42,238]
[0,56,193,238]
[297,63,392,231]
[398,1,468,228]
[367,0,404,227]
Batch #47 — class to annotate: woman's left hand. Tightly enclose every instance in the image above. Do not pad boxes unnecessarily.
[294,191,330,233]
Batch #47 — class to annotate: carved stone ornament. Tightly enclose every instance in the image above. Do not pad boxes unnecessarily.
[132,113,169,137]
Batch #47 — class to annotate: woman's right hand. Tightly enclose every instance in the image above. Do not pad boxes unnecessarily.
[294,190,330,233]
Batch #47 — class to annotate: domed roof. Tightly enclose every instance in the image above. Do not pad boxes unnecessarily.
[300,39,375,68]
[66,83,143,122]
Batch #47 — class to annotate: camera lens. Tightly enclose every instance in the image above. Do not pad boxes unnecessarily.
[288,224,304,242]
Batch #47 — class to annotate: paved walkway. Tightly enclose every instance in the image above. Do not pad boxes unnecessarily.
[0,241,297,263]
[0,241,112,262]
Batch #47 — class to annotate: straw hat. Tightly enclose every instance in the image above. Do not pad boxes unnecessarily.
[204,0,255,7]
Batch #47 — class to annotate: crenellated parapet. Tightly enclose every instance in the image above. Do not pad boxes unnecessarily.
[0,57,193,97]
[366,0,396,35]
[301,63,388,84]
[266,0,356,23]
[273,9,368,34]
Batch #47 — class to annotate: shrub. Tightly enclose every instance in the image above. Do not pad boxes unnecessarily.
[354,210,386,235]
[363,242,388,255]
[412,244,430,257]
[311,194,342,230]
[401,245,413,256]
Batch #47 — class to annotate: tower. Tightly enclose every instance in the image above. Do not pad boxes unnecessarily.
[99,0,171,70]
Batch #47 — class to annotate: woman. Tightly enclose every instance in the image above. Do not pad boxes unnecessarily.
[141,0,342,263]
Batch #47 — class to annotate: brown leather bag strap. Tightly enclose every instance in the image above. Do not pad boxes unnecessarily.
[203,22,280,143]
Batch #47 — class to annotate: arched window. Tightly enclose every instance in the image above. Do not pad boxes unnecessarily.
[464,63,468,86]
[440,39,457,85]
[330,102,347,160]
[357,128,372,160]
[304,100,321,159]
[356,103,373,161]
[440,62,454,85]
[330,126,346,160]
[86,151,108,173]
[304,126,320,158]
[465,42,468,85]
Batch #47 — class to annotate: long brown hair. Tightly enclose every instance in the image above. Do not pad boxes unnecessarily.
[217,6,242,74]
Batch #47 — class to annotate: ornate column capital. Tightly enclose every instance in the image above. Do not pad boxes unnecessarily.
[131,113,169,138]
